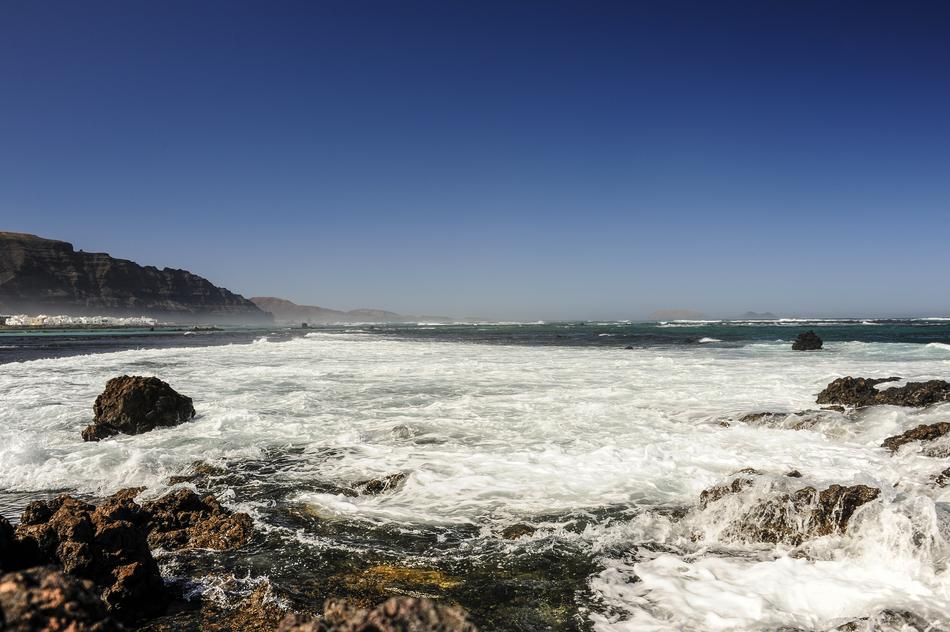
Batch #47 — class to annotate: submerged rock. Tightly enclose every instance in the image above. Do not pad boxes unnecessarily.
[82,375,195,441]
[699,473,880,546]
[816,376,950,408]
[881,422,950,453]
[278,597,478,632]
[792,330,823,351]
[142,489,254,551]
[15,494,169,623]
[500,524,536,540]
[0,566,122,632]
[354,473,408,495]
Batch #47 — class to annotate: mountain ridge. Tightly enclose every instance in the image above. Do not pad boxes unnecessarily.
[0,231,270,323]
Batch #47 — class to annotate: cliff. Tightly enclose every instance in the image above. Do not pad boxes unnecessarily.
[0,232,271,323]
[250,297,405,324]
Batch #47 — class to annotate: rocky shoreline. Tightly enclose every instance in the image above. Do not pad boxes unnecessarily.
[3,356,950,630]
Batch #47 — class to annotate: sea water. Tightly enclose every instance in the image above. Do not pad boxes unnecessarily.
[1,321,949,630]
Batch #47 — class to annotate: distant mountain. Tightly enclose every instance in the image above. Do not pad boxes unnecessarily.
[250,297,426,324]
[0,232,270,323]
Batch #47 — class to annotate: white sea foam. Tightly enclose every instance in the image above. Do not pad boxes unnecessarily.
[698,337,722,343]
[2,335,950,628]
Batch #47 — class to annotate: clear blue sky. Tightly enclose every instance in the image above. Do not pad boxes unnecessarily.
[2,1,948,319]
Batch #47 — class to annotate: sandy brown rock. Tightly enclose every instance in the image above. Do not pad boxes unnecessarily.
[0,566,122,632]
[82,376,196,441]
[277,597,478,632]
[816,377,950,408]
[141,489,254,551]
[14,495,168,624]
[881,422,950,452]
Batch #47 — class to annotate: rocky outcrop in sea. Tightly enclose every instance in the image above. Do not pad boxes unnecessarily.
[82,376,196,441]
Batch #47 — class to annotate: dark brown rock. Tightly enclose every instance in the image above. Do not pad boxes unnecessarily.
[881,422,950,453]
[700,476,880,545]
[277,597,478,632]
[354,473,407,496]
[792,330,823,351]
[1,516,44,573]
[816,376,950,408]
[0,566,122,632]
[500,524,536,540]
[82,376,195,441]
[14,494,169,623]
[141,489,254,551]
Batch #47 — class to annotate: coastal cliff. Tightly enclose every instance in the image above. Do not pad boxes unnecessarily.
[0,232,270,323]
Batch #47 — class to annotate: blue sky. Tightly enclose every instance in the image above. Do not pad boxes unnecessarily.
[1,1,948,319]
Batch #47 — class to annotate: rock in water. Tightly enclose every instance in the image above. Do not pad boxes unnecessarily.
[278,597,478,632]
[15,494,169,624]
[699,473,880,546]
[881,422,950,452]
[0,567,122,632]
[82,375,195,441]
[791,330,823,351]
[141,489,254,550]
[816,376,950,408]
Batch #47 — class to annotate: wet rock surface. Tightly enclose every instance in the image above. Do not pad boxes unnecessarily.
[699,473,880,546]
[353,473,408,496]
[792,330,823,351]
[277,597,478,632]
[14,494,169,623]
[816,376,950,408]
[142,489,254,551]
[0,566,122,632]
[10,488,252,624]
[82,376,196,442]
[881,422,950,452]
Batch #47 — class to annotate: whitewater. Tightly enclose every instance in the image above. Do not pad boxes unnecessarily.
[2,329,950,630]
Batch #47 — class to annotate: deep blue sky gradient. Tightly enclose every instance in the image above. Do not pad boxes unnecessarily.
[2,1,948,319]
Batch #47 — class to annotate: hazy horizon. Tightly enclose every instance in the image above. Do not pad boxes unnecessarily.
[3,1,949,321]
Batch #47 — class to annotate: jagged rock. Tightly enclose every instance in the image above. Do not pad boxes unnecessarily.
[354,473,407,495]
[699,473,880,545]
[82,376,195,441]
[785,470,803,478]
[699,474,758,509]
[14,495,168,624]
[500,524,536,540]
[0,566,122,631]
[881,422,950,453]
[792,331,823,351]
[141,489,254,551]
[1,517,44,574]
[816,377,950,408]
[277,597,478,632]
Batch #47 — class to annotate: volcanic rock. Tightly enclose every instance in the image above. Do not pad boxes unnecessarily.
[354,473,407,496]
[141,489,254,551]
[792,331,823,351]
[277,597,478,632]
[14,495,168,623]
[82,376,195,441]
[880,422,950,453]
[699,474,880,546]
[816,377,950,408]
[0,566,122,632]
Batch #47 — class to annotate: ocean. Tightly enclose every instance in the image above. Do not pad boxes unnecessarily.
[2,319,950,630]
